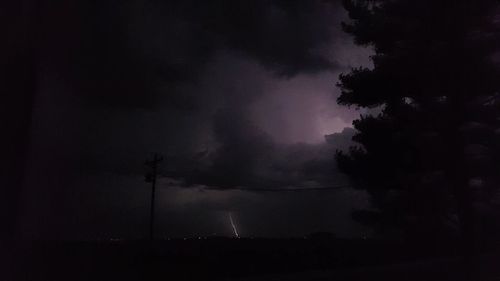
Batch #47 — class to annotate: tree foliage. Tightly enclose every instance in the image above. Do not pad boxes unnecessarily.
[336,0,500,242]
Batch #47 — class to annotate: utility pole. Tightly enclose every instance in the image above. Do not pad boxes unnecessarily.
[145,153,163,240]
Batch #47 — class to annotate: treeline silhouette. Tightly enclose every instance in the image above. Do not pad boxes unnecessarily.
[336,0,500,280]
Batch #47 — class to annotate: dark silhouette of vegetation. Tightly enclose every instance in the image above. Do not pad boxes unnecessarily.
[336,0,500,279]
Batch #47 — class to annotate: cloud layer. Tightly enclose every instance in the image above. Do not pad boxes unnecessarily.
[40,0,345,108]
[20,0,371,238]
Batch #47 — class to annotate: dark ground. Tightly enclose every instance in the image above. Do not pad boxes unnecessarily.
[3,237,500,281]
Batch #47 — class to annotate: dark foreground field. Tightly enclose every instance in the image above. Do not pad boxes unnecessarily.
[3,237,500,281]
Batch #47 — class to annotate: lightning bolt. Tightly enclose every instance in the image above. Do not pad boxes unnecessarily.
[229,212,240,238]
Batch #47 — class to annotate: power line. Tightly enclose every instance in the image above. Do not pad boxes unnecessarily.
[205,184,356,192]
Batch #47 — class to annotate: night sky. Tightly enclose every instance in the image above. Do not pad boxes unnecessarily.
[19,0,374,240]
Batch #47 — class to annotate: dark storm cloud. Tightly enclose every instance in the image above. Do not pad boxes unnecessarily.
[168,109,356,189]
[39,1,214,108]
[20,0,372,239]
[39,0,342,108]
[33,0,353,181]
[187,0,340,76]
